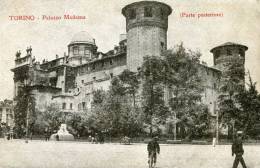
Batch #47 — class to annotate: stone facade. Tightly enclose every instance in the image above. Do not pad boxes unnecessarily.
[11,1,247,134]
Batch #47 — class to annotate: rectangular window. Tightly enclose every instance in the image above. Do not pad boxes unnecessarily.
[215,50,220,59]
[78,103,81,110]
[70,103,73,110]
[73,46,79,55]
[129,9,136,19]
[239,49,245,57]
[227,49,232,56]
[110,59,113,65]
[62,103,66,109]
[160,42,165,53]
[144,7,153,17]
[84,48,90,56]
[82,102,86,110]
[160,8,164,19]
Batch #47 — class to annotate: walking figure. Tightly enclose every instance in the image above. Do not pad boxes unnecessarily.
[147,136,160,168]
[232,131,247,168]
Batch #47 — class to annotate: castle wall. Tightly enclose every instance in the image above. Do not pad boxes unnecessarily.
[199,65,220,116]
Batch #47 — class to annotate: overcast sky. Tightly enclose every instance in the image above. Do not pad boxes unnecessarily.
[0,0,259,100]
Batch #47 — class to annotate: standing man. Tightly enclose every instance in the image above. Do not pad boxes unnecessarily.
[147,136,160,168]
[232,131,247,168]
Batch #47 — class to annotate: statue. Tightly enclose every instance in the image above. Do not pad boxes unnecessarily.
[50,124,74,141]
[15,51,21,58]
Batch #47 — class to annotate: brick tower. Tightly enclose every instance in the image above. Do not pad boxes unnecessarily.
[122,1,172,72]
[210,42,248,86]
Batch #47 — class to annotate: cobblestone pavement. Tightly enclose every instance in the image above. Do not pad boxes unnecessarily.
[0,139,259,168]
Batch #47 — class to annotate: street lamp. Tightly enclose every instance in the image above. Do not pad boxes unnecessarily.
[25,93,34,143]
[216,109,219,145]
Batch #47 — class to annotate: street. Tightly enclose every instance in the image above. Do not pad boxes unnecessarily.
[0,139,259,168]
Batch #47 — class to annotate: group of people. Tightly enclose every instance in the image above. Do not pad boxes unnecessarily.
[147,131,247,168]
[88,132,105,144]
[44,128,52,141]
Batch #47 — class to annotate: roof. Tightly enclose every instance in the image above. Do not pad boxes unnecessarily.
[210,42,248,53]
[122,1,172,16]
[69,31,95,45]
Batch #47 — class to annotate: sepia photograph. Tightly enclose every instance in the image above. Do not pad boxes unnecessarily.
[0,0,260,168]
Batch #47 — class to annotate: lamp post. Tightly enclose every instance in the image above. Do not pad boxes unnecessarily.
[25,92,34,143]
[216,110,219,145]
[173,112,177,140]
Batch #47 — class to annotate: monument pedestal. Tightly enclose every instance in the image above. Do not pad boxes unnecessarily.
[50,124,74,141]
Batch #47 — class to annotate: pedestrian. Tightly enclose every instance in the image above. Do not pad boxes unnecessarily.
[47,129,51,141]
[56,134,59,141]
[212,136,216,147]
[44,128,48,141]
[88,135,92,142]
[147,135,160,168]
[232,131,247,168]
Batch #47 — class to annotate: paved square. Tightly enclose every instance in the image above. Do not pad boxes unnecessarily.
[0,140,259,168]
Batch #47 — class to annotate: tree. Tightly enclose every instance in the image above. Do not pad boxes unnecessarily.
[90,77,144,137]
[118,69,140,108]
[13,87,36,138]
[218,54,246,138]
[34,103,63,134]
[163,43,209,140]
[235,72,260,136]
[141,56,170,136]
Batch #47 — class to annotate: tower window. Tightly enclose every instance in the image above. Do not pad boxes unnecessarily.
[144,7,153,17]
[239,49,245,57]
[129,9,136,19]
[160,42,165,53]
[62,103,66,109]
[215,50,220,59]
[160,8,164,19]
[73,46,79,55]
[227,49,232,56]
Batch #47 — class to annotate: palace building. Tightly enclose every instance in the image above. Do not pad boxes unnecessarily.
[11,1,248,134]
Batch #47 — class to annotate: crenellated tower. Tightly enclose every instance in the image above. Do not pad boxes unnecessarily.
[122,1,172,72]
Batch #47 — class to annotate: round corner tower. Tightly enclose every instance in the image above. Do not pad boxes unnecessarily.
[210,42,248,86]
[122,1,172,72]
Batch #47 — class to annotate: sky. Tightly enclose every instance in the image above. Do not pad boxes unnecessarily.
[0,0,259,100]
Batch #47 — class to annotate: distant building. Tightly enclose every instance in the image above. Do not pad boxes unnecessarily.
[0,99,14,128]
[11,1,247,135]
